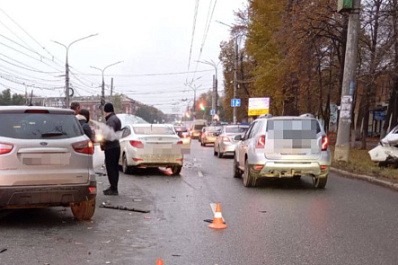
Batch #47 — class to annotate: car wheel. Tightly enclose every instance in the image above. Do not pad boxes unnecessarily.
[218,145,223,158]
[313,174,328,189]
[171,165,182,175]
[71,197,96,221]
[214,147,217,156]
[233,156,241,178]
[122,155,133,174]
[243,160,256,187]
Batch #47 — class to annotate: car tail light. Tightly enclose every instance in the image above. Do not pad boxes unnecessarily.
[130,140,144,148]
[72,140,94,154]
[176,158,183,161]
[255,135,266,149]
[0,143,13,155]
[321,136,329,151]
[222,136,230,142]
[133,158,143,161]
[320,165,328,170]
[88,186,97,194]
[177,141,183,145]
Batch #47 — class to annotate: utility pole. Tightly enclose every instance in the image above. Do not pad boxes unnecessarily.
[110,78,114,97]
[197,60,219,119]
[334,0,361,162]
[91,61,123,114]
[233,39,238,124]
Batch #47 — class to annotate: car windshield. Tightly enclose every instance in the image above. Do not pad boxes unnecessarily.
[133,126,175,135]
[225,126,248,133]
[0,113,82,139]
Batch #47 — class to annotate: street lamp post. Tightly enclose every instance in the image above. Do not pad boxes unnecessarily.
[91,61,123,111]
[216,20,243,124]
[53,33,98,108]
[197,60,220,119]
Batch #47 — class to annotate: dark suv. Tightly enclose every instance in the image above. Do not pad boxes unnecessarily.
[0,106,96,220]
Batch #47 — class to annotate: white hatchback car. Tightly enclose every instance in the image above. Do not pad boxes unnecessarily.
[234,114,331,188]
[119,124,184,175]
[0,106,96,220]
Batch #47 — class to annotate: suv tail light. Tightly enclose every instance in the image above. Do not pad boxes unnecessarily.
[177,140,183,145]
[0,143,13,155]
[72,140,94,155]
[321,136,329,151]
[255,135,266,149]
[130,140,144,148]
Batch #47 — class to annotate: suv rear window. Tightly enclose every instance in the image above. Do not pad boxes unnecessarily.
[0,113,83,139]
[267,119,321,139]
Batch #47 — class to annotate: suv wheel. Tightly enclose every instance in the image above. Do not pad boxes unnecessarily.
[171,165,182,175]
[71,197,96,221]
[313,174,328,189]
[233,156,241,178]
[243,160,256,187]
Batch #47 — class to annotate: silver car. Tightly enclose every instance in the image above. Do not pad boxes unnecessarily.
[214,125,249,158]
[0,106,97,220]
[234,114,331,188]
[119,124,184,175]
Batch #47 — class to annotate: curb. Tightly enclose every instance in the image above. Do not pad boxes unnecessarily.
[330,167,398,191]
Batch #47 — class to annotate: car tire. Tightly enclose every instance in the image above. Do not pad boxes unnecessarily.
[171,165,182,175]
[71,197,96,221]
[243,160,256,187]
[218,146,223,158]
[233,156,241,178]
[122,155,133,174]
[214,148,217,156]
[313,174,328,189]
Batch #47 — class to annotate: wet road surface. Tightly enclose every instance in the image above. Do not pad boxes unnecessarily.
[1,141,398,265]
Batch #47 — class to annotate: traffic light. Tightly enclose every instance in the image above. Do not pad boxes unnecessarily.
[199,102,205,111]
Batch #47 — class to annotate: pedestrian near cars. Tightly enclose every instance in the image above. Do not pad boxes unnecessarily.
[77,109,94,142]
[103,102,121,196]
[70,102,81,115]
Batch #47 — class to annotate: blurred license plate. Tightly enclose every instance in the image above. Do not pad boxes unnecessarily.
[22,153,69,165]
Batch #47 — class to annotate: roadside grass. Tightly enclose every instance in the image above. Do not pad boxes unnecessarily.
[330,146,398,182]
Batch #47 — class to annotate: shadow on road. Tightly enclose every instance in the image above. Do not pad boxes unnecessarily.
[0,208,78,227]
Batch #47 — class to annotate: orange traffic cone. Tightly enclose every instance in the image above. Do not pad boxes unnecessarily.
[208,203,227,230]
[156,259,163,265]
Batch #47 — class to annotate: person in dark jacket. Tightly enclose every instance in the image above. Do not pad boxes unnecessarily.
[103,103,121,196]
[76,109,94,142]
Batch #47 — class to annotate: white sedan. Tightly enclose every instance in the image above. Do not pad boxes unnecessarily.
[119,124,184,175]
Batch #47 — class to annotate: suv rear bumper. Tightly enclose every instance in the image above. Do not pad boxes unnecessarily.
[258,162,329,177]
[0,180,96,209]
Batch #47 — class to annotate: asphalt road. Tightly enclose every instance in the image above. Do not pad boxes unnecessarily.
[1,141,398,265]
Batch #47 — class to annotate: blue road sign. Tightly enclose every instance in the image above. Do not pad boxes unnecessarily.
[231,99,241,107]
[210,109,215,115]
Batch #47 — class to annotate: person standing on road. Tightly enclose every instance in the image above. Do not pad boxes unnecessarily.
[77,108,94,142]
[70,102,81,115]
[103,102,121,196]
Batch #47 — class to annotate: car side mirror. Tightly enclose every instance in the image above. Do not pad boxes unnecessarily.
[234,135,242,141]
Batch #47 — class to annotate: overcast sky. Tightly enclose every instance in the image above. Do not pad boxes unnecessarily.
[0,0,246,114]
